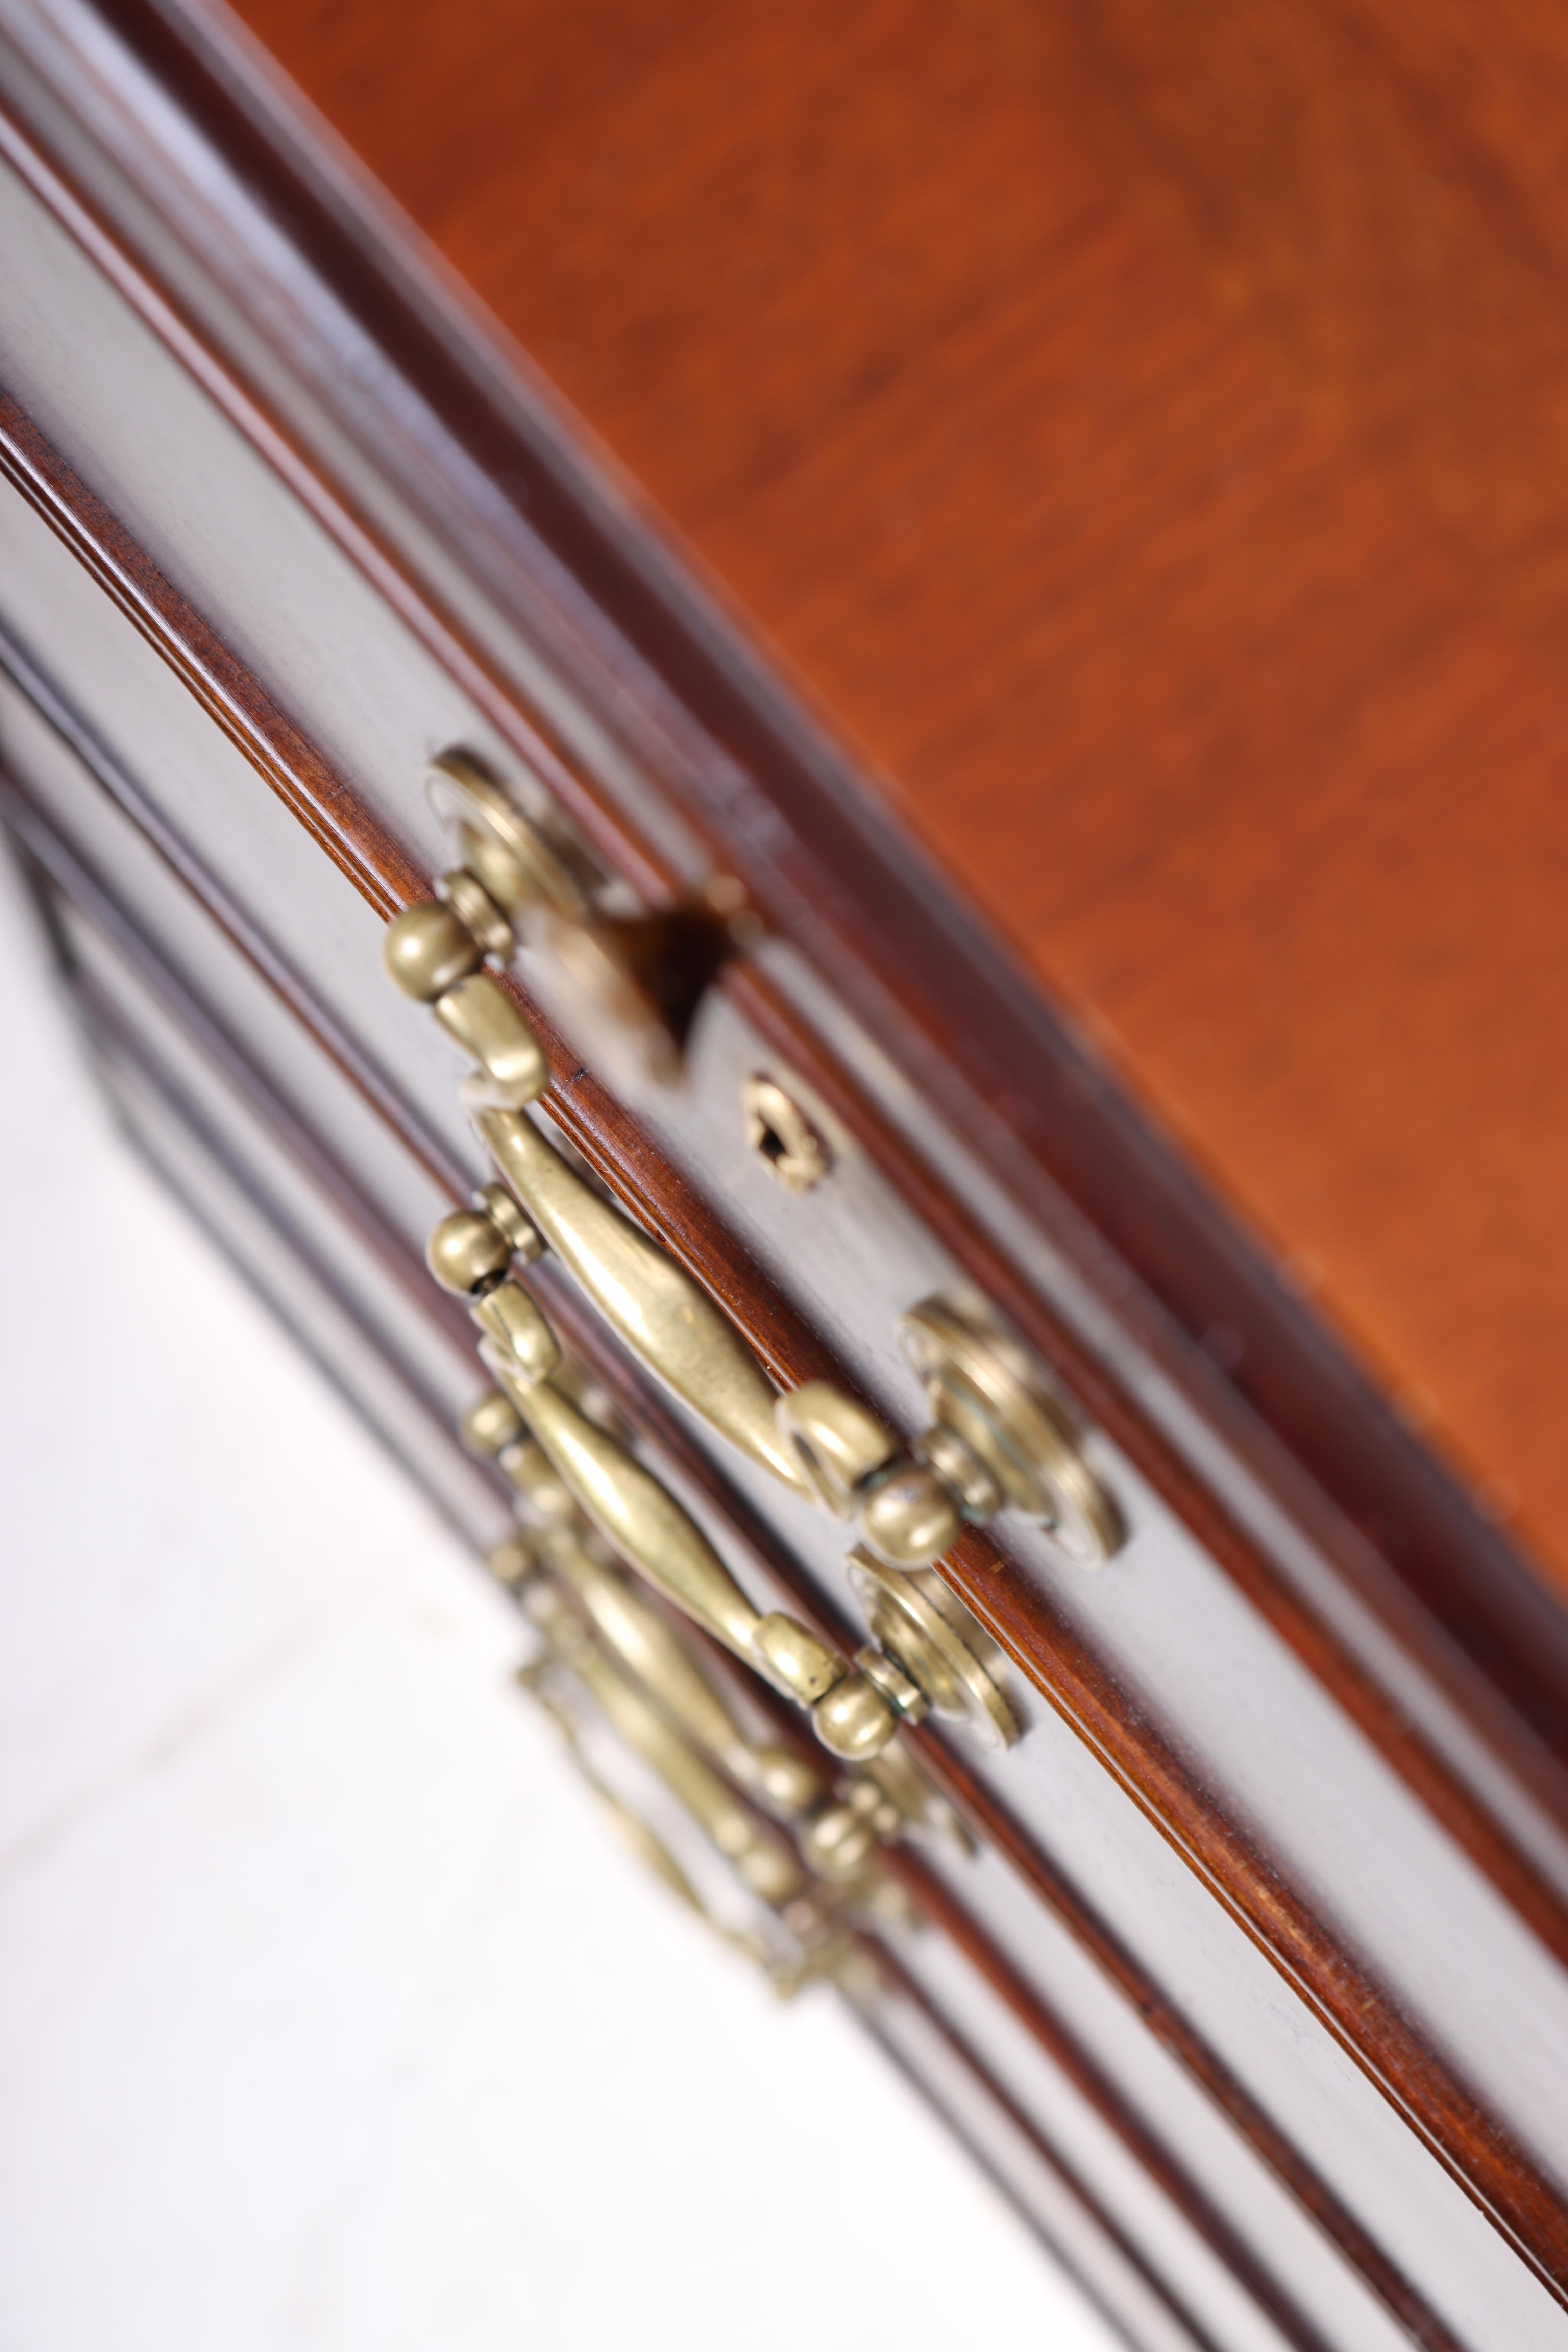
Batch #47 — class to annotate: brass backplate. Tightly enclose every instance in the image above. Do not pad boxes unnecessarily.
[901,1297,1123,1567]
[427,749,591,920]
[848,1549,1021,1752]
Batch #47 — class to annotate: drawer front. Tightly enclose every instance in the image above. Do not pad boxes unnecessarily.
[3,83,1566,1918]
[17,810,1421,2352]
[4,510,1564,2352]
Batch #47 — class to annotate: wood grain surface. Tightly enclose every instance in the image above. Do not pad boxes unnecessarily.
[225,0,1568,1592]
[11,28,1568,1895]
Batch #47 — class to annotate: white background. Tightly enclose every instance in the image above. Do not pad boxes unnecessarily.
[0,845,1120,2352]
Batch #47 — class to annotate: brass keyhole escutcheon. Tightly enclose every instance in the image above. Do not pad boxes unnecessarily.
[741,1074,830,1195]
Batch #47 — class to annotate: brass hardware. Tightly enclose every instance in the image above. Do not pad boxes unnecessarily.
[383,892,1034,1756]
[775,1381,963,1569]
[433,974,548,1107]
[382,898,484,1001]
[506,1440,578,1520]
[520,1655,715,1915]
[469,1279,561,1376]
[800,1799,882,1880]
[467,1395,580,1518]
[520,1634,828,1986]
[546,1606,807,1907]
[422,1183,1018,1755]
[384,776,1121,1594]
[848,1549,1021,1752]
[901,1298,1123,1567]
[426,750,592,921]
[515,1551,910,1989]
[426,1206,513,1296]
[434,865,513,960]
[427,749,736,1078]
[473,1107,806,1493]
[427,1207,561,1375]
[474,1179,544,1262]
[751,1612,849,1707]
[853,1644,928,1722]
[854,1461,966,1569]
[533,1689,865,1998]
[913,1422,1004,1521]
[468,1326,903,1760]
[387,836,792,1493]
[476,1390,969,1860]
[541,1523,827,1818]
[811,1674,909,1763]
[465,1387,529,1460]
[487,1529,539,1589]
[776,1382,898,1516]
[500,1360,768,1657]
[384,882,550,1110]
[860,1740,975,1858]
[491,1480,886,1881]
[741,1074,830,1194]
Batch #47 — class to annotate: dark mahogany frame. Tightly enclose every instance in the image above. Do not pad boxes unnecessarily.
[1,0,1568,2316]
[3,396,1567,2323]
[12,0,1567,1808]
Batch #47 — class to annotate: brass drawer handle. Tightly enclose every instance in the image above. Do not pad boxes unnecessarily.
[516,1580,878,1995]
[386,882,1119,1570]
[503,1517,937,1883]
[528,1580,807,1910]
[385,897,806,1496]
[383,841,1124,1762]
[474,1102,808,1495]
[429,1194,1017,1760]
[425,1211,912,1760]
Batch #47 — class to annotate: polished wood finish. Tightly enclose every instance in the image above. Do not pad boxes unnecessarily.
[12,0,1568,1839]
[5,391,1567,2309]
[9,10,1568,2329]
[213,0,1568,1606]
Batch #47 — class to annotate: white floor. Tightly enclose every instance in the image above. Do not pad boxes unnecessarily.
[0,847,1121,2352]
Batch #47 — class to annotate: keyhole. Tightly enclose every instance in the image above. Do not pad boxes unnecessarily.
[741,1074,830,1195]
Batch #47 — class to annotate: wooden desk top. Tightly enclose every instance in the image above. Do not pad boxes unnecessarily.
[231,0,1568,1591]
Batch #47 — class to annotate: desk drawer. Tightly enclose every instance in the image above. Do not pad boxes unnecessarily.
[2,474,1564,2351]
[13,770,1424,2352]
[4,22,1568,2343]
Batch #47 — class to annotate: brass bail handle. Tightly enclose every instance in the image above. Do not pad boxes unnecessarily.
[384,893,807,1497]
[382,866,1130,1764]
[382,890,974,1568]
[492,1513,910,1883]
[420,1194,917,1764]
[520,1609,862,1995]
[524,1578,807,1911]
[387,877,1116,1574]
[473,1102,809,1497]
